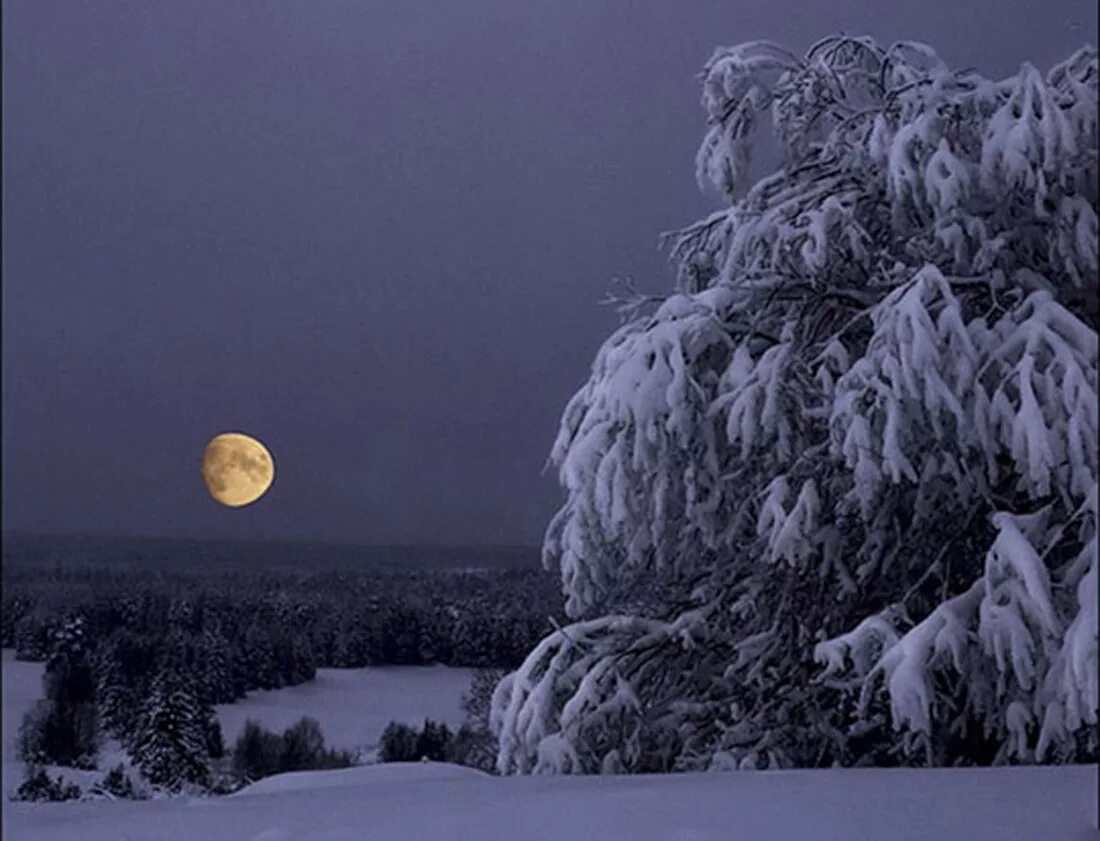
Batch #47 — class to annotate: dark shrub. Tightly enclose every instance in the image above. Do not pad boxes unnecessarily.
[377,719,454,763]
[89,764,143,800]
[280,717,326,771]
[18,699,98,769]
[377,713,496,772]
[415,720,452,762]
[231,720,284,782]
[231,717,354,783]
[461,669,504,731]
[377,721,419,763]
[205,717,226,760]
[322,747,356,769]
[447,724,498,773]
[17,701,52,765]
[453,668,502,773]
[13,767,82,802]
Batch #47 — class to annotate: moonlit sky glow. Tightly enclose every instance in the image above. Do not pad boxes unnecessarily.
[3,0,1095,544]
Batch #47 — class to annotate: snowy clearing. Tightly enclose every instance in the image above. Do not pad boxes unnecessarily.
[1,650,473,802]
[1,651,44,797]
[3,761,1095,841]
[2,650,473,757]
[215,665,475,758]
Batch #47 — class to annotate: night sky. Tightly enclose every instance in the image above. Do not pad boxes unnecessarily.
[3,1,1095,545]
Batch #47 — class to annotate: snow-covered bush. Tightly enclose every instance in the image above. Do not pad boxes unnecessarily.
[494,35,1097,772]
[88,764,147,801]
[12,767,82,802]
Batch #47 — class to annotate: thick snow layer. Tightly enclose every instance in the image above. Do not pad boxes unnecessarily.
[4,762,1095,841]
[233,762,488,796]
[215,665,474,757]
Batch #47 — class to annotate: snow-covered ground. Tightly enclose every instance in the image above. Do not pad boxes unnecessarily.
[215,664,475,759]
[1,651,45,798]
[3,761,1094,841]
[4,651,1096,839]
[2,651,142,800]
[2,649,473,779]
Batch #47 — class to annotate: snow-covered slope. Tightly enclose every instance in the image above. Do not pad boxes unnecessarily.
[4,762,1095,841]
[232,761,488,796]
[1,651,44,798]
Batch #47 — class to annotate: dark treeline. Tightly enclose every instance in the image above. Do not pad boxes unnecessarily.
[2,545,558,681]
[3,552,560,694]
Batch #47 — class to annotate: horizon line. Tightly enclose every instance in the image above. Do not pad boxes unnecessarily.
[0,529,542,553]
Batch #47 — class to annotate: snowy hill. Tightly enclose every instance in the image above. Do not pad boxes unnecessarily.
[4,762,1095,841]
[232,762,489,796]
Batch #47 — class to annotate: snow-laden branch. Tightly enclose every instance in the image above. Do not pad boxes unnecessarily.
[498,34,1098,774]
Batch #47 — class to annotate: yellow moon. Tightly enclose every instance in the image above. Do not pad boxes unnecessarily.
[201,432,275,507]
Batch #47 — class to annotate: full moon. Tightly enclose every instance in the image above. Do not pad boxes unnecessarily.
[201,432,275,508]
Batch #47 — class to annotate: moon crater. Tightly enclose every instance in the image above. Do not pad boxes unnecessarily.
[201,432,275,507]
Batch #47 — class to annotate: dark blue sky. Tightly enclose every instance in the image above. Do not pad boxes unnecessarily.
[3,1,1095,545]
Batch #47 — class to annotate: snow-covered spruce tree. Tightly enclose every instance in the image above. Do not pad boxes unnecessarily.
[196,625,236,705]
[20,616,100,768]
[492,36,1097,773]
[95,648,134,743]
[131,669,213,791]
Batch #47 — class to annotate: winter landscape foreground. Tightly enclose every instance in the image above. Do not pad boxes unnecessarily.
[6,648,1094,840]
[3,762,1095,841]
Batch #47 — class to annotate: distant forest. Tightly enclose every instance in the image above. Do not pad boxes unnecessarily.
[2,535,558,684]
[2,535,558,793]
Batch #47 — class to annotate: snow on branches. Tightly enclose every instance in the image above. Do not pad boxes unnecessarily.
[494,35,1098,773]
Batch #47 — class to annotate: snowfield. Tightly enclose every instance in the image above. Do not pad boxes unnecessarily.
[2,651,44,799]
[215,665,475,759]
[2,656,1097,839]
[1,650,487,837]
[4,761,1095,841]
[1,650,474,795]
